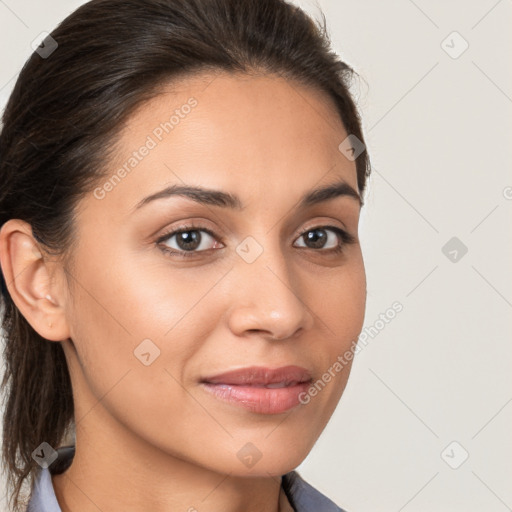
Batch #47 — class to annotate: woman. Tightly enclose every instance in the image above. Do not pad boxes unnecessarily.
[0,0,371,510]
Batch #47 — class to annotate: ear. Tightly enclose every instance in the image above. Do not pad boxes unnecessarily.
[0,219,71,341]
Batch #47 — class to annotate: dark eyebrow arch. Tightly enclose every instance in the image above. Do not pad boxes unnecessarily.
[132,179,362,213]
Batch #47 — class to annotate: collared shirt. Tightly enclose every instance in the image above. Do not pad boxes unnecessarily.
[27,446,347,512]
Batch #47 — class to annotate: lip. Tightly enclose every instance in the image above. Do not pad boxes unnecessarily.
[200,365,313,414]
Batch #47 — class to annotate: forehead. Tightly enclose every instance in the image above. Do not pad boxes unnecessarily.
[86,71,358,218]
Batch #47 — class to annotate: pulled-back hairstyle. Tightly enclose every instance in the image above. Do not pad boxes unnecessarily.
[0,0,370,509]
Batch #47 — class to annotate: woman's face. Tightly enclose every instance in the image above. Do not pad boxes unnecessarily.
[58,71,366,476]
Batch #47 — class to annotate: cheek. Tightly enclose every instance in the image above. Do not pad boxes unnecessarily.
[72,243,207,341]
[65,246,224,393]
[309,255,366,348]
[335,261,366,343]
[303,256,366,402]
[65,256,210,451]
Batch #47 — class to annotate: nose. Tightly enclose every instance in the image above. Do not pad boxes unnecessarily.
[225,240,315,341]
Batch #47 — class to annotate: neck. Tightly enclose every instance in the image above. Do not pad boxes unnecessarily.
[51,404,284,512]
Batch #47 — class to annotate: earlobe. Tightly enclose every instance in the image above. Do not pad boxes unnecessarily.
[0,219,70,342]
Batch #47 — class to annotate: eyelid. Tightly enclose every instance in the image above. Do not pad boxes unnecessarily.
[295,224,357,247]
[155,223,221,246]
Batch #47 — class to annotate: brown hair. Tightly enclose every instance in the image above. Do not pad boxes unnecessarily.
[0,0,370,509]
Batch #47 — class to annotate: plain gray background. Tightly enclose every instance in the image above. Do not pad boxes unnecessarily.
[1,1,511,511]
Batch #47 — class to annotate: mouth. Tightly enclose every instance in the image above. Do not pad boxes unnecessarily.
[200,365,313,414]
[201,365,312,386]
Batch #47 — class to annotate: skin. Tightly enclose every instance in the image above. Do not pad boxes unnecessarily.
[0,71,366,512]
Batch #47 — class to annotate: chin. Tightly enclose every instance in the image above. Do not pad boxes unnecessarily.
[210,436,314,478]
[228,457,308,478]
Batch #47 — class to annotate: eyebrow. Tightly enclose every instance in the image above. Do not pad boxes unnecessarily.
[132,178,362,213]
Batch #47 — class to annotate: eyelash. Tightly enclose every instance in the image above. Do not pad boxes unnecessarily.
[155,223,356,259]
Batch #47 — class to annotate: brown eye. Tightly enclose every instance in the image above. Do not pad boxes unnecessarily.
[156,225,222,258]
[294,225,355,253]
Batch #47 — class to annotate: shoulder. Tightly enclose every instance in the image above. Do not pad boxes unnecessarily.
[281,470,349,512]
